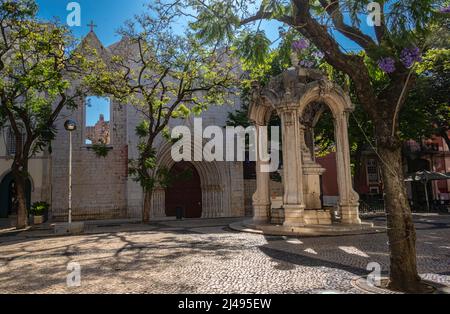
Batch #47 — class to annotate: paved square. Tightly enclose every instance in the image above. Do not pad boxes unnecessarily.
[0,215,449,294]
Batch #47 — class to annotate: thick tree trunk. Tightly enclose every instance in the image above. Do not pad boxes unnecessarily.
[12,166,28,229]
[377,134,429,293]
[142,190,152,223]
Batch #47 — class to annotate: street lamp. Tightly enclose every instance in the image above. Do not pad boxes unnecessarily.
[64,120,77,224]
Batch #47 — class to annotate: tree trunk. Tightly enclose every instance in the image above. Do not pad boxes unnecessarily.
[142,190,152,223]
[12,165,28,229]
[376,132,429,293]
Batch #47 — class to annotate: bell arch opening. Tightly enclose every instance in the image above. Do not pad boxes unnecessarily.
[300,101,339,210]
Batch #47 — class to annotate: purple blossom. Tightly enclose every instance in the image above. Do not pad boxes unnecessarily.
[439,5,450,13]
[300,60,315,68]
[312,50,325,59]
[292,39,310,51]
[400,47,422,68]
[378,57,396,73]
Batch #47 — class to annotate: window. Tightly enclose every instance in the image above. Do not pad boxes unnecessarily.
[5,126,25,156]
[367,158,379,183]
[85,96,111,145]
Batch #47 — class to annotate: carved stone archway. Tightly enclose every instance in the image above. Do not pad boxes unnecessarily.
[249,66,361,226]
[151,140,227,219]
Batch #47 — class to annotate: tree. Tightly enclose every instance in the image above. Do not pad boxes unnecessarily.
[172,0,449,292]
[0,0,88,228]
[88,4,238,223]
[401,48,450,147]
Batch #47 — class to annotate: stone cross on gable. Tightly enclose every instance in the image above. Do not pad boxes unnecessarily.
[87,20,97,32]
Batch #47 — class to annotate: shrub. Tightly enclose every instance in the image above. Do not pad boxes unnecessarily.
[31,202,49,216]
[91,142,110,158]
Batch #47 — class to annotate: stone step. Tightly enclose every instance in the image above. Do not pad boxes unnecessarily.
[270,208,285,225]
[51,208,126,222]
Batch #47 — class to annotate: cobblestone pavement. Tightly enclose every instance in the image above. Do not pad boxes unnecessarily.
[0,214,449,294]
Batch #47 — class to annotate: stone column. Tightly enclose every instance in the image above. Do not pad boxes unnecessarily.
[335,110,361,224]
[151,187,166,218]
[202,184,224,218]
[252,124,271,224]
[217,185,224,217]
[280,108,305,226]
[211,185,223,218]
[201,185,209,218]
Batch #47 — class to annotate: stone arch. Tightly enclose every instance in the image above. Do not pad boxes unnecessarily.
[297,81,360,224]
[0,169,35,192]
[297,81,353,119]
[248,100,274,126]
[249,68,361,226]
[0,171,32,218]
[150,140,227,218]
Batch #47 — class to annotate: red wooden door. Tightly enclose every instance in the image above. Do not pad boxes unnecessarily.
[165,162,202,218]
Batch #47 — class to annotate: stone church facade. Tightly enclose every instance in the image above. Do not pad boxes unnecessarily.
[52,31,246,221]
[0,31,246,221]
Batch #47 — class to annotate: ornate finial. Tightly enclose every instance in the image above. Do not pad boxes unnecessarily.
[87,20,97,32]
[319,79,333,99]
[250,81,261,104]
[289,52,299,70]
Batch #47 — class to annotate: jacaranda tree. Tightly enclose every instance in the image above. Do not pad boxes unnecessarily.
[0,0,89,228]
[87,3,239,223]
[167,0,449,292]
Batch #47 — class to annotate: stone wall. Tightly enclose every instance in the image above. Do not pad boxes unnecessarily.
[49,31,246,221]
[229,161,245,217]
[244,179,284,217]
[0,128,52,211]
[51,98,128,221]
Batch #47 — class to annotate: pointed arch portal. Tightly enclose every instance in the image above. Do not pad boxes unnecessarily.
[149,141,228,219]
[165,161,202,218]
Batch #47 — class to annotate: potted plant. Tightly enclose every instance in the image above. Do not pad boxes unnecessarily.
[31,202,49,225]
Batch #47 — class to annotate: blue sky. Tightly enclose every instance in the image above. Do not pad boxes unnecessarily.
[36,0,149,46]
[34,1,369,123]
[36,1,140,127]
[35,0,370,51]
[85,96,110,126]
[34,0,283,47]
[35,1,372,128]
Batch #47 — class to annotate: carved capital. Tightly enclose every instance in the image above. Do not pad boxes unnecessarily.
[279,109,298,127]
[318,79,334,100]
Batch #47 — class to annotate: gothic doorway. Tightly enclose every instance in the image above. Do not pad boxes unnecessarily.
[165,162,202,218]
[0,172,31,218]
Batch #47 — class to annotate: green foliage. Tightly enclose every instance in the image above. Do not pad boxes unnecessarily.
[237,31,271,66]
[91,142,110,158]
[0,0,90,164]
[30,201,49,216]
[135,120,150,138]
[400,47,450,141]
[0,0,37,20]
[387,0,443,41]
[190,0,240,44]
[88,2,238,195]
[180,0,447,100]
[228,42,449,168]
